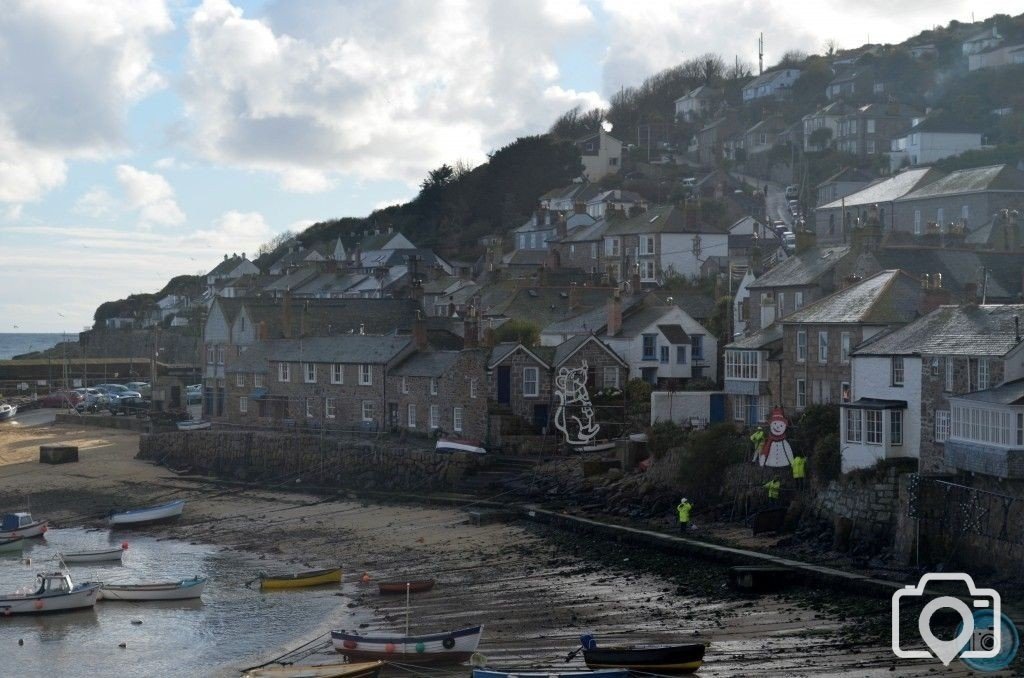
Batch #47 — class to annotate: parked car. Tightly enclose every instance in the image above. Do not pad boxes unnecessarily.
[773,224,791,239]
[73,388,108,412]
[785,184,799,199]
[186,384,202,405]
[109,396,151,416]
[95,384,142,399]
[38,390,83,409]
[783,232,796,253]
[125,381,151,397]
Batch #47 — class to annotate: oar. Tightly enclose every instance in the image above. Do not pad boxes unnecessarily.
[564,645,583,662]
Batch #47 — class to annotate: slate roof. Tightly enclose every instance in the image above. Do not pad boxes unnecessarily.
[208,255,252,277]
[539,182,601,204]
[541,294,645,336]
[817,166,876,188]
[559,218,609,243]
[896,164,1024,201]
[617,306,680,338]
[851,247,1023,301]
[502,250,549,267]
[952,378,1024,406]
[551,334,625,367]
[488,342,520,366]
[782,270,922,325]
[263,267,321,292]
[269,248,316,272]
[909,117,982,135]
[747,246,851,290]
[727,323,783,350]
[657,324,691,344]
[819,168,939,210]
[674,84,719,103]
[292,273,365,297]
[391,351,462,377]
[605,204,727,236]
[227,343,268,373]
[241,298,420,338]
[742,69,800,91]
[263,335,412,364]
[853,304,1024,357]
[646,290,717,320]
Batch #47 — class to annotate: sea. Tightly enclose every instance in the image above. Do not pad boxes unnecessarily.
[0,333,66,360]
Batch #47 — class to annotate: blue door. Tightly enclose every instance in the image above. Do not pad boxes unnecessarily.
[533,404,549,433]
[709,393,725,423]
[497,367,511,404]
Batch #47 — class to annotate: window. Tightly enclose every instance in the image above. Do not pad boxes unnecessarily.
[936,207,944,227]
[523,367,539,397]
[945,358,954,392]
[978,359,990,390]
[890,410,903,446]
[726,350,762,380]
[278,363,290,382]
[591,243,597,259]
[453,407,463,433]
[470,378,477,399]
[239,396,248,414]
[776,292,784,318]
[359,364,372,385]
[691,335,704,361]
[818,331,828,364]
[794,291,804,310]
[961,204,970,223]
[642,260,656,280]
[642,334,657,360]
[325,397,336,419]
[430,378,438,396]
[206,345,215,364]
[891,356,905,387]
[866,410,883,444]
[676,346,687,364]
[659,346,669,364]
[841,381,851,403]
[935,410,950,443]
[866,119,876,133]
[254,373,264,388]
[401,376,408,394]
[216,346,225,365]
[407,403,416,428]
[305,397,316,418]
[304,363,316,383]
[603,366,619,389]
[930,357,939,377]
[361,401,375,421]
[331,364,343,384]
[606,238,620,256]
[797,331,807,362]
[841,332,851,364]
[914,210,922,235]
[866,140,875,154]
[846,408,863,443]
[236,373,245,388]
[640,236,655,255]
[429,404,439,429]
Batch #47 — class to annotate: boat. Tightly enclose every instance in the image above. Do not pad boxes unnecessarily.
[260,567,342,590]
[100,576,206,601]
[582,644,706,674]
[570,441,616,453]
[0,403,16,421]
[331,625,483,664]
[728,565,796,593]
[243,661,384,678]
[435,438,486,455]
[177,419,211,431]
[378,579,435,594]
[0,512,48,539]
[0,537,24,554]
[61,546,125,564]
[475,671,628,678]
[0,572,100,615]
[108,499,185,526]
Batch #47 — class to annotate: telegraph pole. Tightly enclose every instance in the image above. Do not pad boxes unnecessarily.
[758,33,764,75]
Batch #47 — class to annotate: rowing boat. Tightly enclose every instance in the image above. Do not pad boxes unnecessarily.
[435,438,486,454]
[260,567,342,590]
[582,644,706,674]
[61,547,124,564]
[0,512,47,539]
[0,572,100,615]
[100,576,206,601]
[0,537,24,554]
[378,579,435,594]
[475,671,628,678]
[177,420,211,431]
[108,499,185,526]
[331,625,483,664]
[244,660,384,678]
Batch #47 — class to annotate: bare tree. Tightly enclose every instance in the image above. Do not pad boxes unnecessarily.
[823,38,840,58]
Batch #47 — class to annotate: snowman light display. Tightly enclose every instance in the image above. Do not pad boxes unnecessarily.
[754,407,794,467]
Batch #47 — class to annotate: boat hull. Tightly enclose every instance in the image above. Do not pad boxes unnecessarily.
[583,644,706,674]
[109,499,185,526]
[61,548,124,564]
[0,583,100,615]
[261,567,342,590]
[0,520,47,540]
[177,420,211,431]
[435,439,486,454]
[100,577,206,601]
[332,625,482,664]
[244,661,383,678]
[0,405,16,421]
[475,671,628,678]
[0,538,24,553]
[378,579,435,594]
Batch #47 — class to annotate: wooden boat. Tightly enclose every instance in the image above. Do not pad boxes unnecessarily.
[582,644,706,674]
[100,576,205,601]
[61,547,125,564]
[177,419,211,431]
[331,625,483,664]
[435,438,486,454]
[109,499,185,526]
[0,512,47,539]
[0,537,25,553]
[260,567,342,590]
[475,671,628,678]
[0,572,100,615]
[728,565,796,593]
[0,403,16,421]
[378,579,435,594]
[244,660,383,678]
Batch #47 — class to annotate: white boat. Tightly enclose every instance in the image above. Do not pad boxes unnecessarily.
[0,538,25,554]
[435,438,486,455]
[0,403,16,421]
[0,512,48,539]
[100,576,206,601]
[331,625,484,664]
[0,572,100,615]
[61,547,125,564]
[572,441,616,453]
[176,420,211,431]
[108,499,185,526]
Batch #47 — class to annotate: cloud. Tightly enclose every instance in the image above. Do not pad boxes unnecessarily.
[191,210,273,253]
[154,156,192,170]
[0,1,172,203]
[115,164,186,226]
[73,187,118,219]
[179,0,604,189]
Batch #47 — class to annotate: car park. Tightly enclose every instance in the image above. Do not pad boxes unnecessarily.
[109,395,151,416]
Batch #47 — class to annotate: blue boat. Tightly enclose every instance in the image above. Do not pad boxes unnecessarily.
[474,671,628,678]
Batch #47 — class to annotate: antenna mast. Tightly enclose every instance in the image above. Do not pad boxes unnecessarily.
[758,33,764,75]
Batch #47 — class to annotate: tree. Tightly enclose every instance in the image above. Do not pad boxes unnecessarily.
[257,230,297,257]
[823,38,840,58]
[549,106,605,141]
[808,127,833,148]
[492,319,540,347]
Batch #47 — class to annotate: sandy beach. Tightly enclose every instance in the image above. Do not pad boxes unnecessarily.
[0,422,981,677]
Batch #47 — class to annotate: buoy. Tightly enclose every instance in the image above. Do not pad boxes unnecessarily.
[360,573,371,583]
[385,643,396,653]
[343,639,358,650]
[40,525,47,533]
[415,642,426,653]
[131,619,143,625]
[33,600,43,610]
[121,541,129,550]
[119,642,127,649]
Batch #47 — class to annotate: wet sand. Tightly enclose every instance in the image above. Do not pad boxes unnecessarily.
[0,423,983,676]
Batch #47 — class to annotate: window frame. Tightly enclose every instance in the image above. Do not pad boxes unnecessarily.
[430,378,438,396]
[359,364,372,386]
[304,362,316,384]
[840,332,851,364]
[278,362,290,383]
[453,406,463,433]
[361,400,375,422]
[236,373,245,388]
[254,373,264,388]
[866,410,883,445]
[523,367,539,397]
[891,356,905,387]
[325,397,337,419]
[305,397,316,419]
[239,396,248,414]
[846,408,863,443]
[978,358,990,390]
[429,404,439,429]
[642,334,657,360]
[603,366,620,389]
[331,363,343,385]
[796,330,807,362]
[890,410,903,446]
[796,378,806,409]
[407,403,416,428]
[945,358,954,392]
[935,410,950,443]
[818,331,828,364]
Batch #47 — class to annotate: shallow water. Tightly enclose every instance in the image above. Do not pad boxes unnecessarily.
[0,528,352,678]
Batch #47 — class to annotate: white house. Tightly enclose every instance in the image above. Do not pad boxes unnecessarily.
[962,26,1002,55]
[888,118,984,170]
[206,254,260,297]
[732,269,757,340]
[674,85,720,122]
[576,130,623,181]
[969,43,1024,71]
[741,69,801,103]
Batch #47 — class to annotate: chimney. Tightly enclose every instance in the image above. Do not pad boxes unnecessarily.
[408,280,424,303]
[413,311,427,349]
[631,268,642,294]
[258,321,268,341]
[299,301,307,337]
[463,307,479,349]
[574,201,586,215]
[918,276,951,315]
[241,251,246,260]
[556,213,567,240]
[964,282,979,304]
[568,282,578,310]
[224,253,229,261]
[607,290,622,337]
[281,290,292,339]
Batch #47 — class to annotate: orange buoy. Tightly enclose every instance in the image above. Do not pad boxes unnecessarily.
[121,541,129,550]
[385,643,396,653]
[33,600,43,610]
[360,573,371,583]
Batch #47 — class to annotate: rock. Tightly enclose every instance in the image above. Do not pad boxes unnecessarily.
[131,619,143,625]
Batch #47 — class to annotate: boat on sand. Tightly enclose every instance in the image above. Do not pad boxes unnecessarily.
[259,567,342,590]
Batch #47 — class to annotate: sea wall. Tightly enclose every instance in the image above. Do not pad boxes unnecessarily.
[137,431,483,491]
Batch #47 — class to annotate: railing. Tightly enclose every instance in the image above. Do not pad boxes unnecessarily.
[909,475,1024,548]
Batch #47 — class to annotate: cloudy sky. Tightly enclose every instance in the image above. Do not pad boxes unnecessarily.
[1,0,1017,331]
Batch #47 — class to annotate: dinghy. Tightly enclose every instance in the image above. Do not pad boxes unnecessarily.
[378,579,435,594]
[331,625,483,664]
[0,512,47,539]
[61,546,125,564]
[0,403,16,421]
[0,572,100,615]
[0,537,24,554]
[475,671,627,678]
[435,438,486,455]
[100,576,206,601]
[176,419,211,431]
[244,661,384,678]
[260,567,342,590]
[108,499,185,526]
[582,643,706,674]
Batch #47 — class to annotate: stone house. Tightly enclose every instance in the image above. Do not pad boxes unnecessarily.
[845,304,1024,475]
[696,116,742,166]
[387,348,488,442]
[802,101,850,153]
[962,25,1003,55]
[724,323,783,427]
[551,218,608,275]
[741,116,787,157]
[825,68,876,102]
[834,102,922,158]
[893,164,1024,236]
[814,167,941,243]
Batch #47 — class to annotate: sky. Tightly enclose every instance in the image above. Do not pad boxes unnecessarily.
[1,0,1018,332]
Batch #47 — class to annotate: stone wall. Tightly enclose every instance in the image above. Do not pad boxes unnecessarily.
[812,465,905,549]
[137,431,483,491]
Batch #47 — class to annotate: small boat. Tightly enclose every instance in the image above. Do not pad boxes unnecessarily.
[728,565,796,593]
[108,499,185,526]
[0,537,24,554]
[61,546,125,564]
[582,644,706,674]
[177,419,211,431]
[244,660,384,678]
[0,572,100,615]
[475,671,628,678]
[100,576,206,601]
[260,567,342,590]
[378,579,435,595]
[331,625,483,664]
[571,441,616,453]
[0,403,16,421]
[0,512,48,539]
[435,438,486,455]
